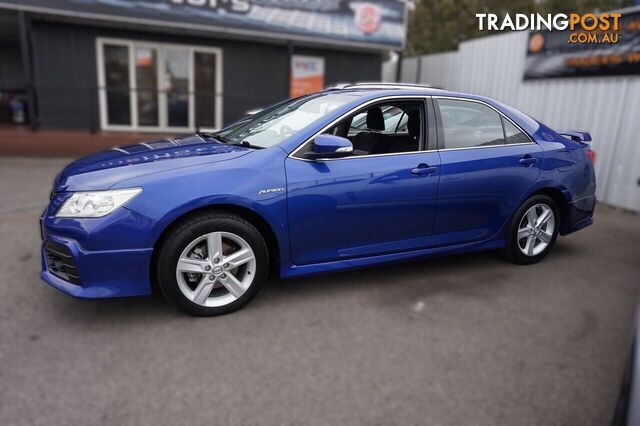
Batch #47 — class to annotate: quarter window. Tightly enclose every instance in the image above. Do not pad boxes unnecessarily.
[503,118,530,144]
[437,99,504,149]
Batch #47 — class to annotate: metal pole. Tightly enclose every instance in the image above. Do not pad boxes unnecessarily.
[89,87,98,134]
[287,42,294,98]
[18,11,38,131]
[395,50,403,82]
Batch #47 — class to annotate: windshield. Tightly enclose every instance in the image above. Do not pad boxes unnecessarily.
[216,93,359,148]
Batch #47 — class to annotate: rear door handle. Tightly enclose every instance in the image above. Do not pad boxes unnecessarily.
[519,156,538,165]
[411,164,438,175]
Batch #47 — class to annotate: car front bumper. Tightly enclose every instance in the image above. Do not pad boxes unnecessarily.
[40,205,159,299]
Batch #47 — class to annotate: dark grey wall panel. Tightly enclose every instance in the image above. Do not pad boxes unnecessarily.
[222,42,289,121]
[0,43,25,91]
[31,22,97,129]
[30,20,382,130]
[296,46,382,86]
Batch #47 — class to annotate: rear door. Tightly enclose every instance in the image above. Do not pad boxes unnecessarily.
[432,97,543,247]
[285,97,440,265]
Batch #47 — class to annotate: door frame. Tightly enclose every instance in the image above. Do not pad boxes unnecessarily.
[96,37,223,133]
[432,96,536,151]
[288,95,438,161]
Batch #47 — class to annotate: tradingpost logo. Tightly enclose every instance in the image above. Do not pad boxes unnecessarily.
[476,12,622,46]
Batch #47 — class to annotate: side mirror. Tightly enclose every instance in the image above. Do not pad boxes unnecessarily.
[306,134,353,160]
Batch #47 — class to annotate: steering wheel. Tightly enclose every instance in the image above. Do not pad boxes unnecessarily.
[279,125,295,139]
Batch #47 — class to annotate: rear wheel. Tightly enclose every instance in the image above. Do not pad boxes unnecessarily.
[504,195,559,264]
[156,212,269,316]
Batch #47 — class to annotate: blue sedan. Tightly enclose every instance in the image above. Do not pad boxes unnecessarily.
[41,84,597,315]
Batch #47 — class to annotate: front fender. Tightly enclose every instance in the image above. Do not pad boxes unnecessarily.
[113,147,291,263]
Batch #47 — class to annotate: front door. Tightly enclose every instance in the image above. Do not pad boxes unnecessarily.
[285,98,440,265]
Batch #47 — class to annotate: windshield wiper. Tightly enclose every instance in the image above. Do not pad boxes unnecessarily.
[198,131,230,144]
[197,132,263,149]
[235,140,265,149]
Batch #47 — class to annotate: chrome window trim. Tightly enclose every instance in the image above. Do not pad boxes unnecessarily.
[288,94,536,162]
[438,142,535,152]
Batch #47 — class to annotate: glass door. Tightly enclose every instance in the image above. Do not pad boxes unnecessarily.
[98,39,222,132]
[163,47,190,129]
[102,44,131,127]
[135,46,159,128]
[194,51,217,129]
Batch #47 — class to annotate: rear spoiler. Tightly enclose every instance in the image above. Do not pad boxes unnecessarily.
[559,130,592,143]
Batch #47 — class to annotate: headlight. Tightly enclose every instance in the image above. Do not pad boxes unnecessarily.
[56,188,142,218]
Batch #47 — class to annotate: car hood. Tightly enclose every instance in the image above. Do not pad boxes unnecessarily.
[53,135,253,191]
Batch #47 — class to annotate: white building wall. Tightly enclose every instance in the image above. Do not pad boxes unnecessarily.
[383,31,640,212]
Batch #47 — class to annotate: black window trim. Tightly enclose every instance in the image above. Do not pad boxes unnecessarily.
[290,95,438,161]
[433,96,535,151]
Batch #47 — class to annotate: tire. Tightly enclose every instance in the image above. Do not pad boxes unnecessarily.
[503,194,560,265]
[156,212,269,316]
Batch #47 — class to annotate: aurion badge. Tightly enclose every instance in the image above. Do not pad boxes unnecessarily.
[258,187,285,195]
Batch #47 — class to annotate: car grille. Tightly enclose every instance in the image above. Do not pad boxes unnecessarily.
[43,241,81,285]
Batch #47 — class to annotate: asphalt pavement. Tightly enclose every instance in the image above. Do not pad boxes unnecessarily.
[1,157,639,426]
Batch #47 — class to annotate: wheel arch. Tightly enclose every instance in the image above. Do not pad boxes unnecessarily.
[150,204,282,291]
[524,186,571,234]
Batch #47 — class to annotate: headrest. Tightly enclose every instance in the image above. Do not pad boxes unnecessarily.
[366,107,385,131]
[407,110,420,139]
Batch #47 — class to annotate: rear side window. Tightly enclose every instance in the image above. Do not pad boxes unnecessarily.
[437,99,530,149]
[437,99,504,149]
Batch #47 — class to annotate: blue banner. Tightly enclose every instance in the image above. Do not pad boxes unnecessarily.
[0,0,407,49]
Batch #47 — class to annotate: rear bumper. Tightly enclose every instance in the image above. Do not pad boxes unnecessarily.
[562,194,596,235]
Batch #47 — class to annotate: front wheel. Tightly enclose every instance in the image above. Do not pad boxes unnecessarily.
[504,195,559,265]
[156,212,269,316]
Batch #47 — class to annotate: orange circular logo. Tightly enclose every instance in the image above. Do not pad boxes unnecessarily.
[355,3,381,34]
[529,33,545,53]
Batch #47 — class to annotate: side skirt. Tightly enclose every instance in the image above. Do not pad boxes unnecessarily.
[280,238,505,279]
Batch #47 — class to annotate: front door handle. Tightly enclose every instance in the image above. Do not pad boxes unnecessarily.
[411,164,438,175]
[519,156,538,165]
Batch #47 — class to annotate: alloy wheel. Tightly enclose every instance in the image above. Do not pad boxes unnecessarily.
[175,231,257,307]
[517,203,556,257]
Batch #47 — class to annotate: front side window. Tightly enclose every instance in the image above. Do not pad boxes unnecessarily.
[347,106,406,137]
[437,99,505,149]
[217,93,358,148]
[316,100,425,156]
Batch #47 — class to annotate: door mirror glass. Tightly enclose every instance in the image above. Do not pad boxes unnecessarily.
[307,134,353,159]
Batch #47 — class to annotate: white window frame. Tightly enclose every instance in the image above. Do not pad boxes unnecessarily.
[96,37,223,133]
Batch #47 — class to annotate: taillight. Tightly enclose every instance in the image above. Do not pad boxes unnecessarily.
[587,149,596,164]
